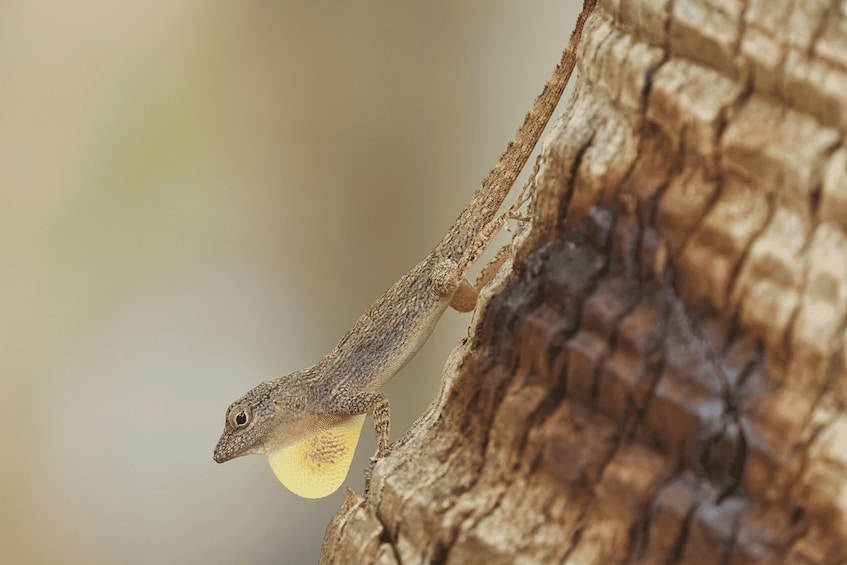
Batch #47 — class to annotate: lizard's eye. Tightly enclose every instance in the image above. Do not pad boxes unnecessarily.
[229,405,252,429]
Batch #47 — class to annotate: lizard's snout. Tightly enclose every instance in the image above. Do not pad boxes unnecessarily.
[213,436,233,464]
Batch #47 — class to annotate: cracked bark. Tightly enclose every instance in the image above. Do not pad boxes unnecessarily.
[321,1,847,563]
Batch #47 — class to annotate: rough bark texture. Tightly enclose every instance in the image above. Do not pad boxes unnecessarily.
[321,0,847,563]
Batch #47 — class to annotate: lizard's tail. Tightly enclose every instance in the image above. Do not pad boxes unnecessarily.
[435,0,596,272]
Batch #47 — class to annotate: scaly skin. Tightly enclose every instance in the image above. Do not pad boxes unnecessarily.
[213,0,597,499]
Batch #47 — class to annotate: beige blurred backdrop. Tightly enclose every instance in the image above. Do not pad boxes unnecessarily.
[0,1,577,563]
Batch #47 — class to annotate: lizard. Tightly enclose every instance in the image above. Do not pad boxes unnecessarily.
[213,0,597,499]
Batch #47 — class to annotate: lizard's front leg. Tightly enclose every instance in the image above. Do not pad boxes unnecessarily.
[336,391,391,458]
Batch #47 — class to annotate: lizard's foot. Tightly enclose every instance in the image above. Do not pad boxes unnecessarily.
[364,446,391,497]
[370,445,391,464]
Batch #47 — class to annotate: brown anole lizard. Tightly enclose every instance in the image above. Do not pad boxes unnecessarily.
[213,0,596,499]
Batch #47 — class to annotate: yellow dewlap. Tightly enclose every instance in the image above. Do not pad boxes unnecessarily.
[267,414,366,499]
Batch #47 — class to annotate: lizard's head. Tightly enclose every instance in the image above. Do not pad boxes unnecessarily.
[213,377,308,464]
[213,371,366,499]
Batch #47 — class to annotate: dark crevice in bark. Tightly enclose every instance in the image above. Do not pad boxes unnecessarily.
[559,502,591,564]
[721,193,774,318]
[808,1,837,60]
[716,420,746,502]
[733,0,751,62]
[560,131,597,228]
[668,500,699,565]
[719,498,744,565]
[378,527,403,565]
[430,540,448,565]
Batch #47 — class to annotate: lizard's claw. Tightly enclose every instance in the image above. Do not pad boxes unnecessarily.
[371,445,391,463]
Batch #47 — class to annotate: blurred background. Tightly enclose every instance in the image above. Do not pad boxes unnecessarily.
[0,1,577,563]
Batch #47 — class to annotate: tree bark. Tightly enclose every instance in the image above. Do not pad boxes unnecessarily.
[321,1,847,563]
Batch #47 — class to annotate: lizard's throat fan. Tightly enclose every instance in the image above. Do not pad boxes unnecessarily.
[266,415,366,499]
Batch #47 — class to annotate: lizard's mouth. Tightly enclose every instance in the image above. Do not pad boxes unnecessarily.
[213,435,237,464]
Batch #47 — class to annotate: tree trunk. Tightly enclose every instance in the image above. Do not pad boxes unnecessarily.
[321,1,847,563]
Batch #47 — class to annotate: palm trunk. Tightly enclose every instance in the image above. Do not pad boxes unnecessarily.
[321,1,847,562]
